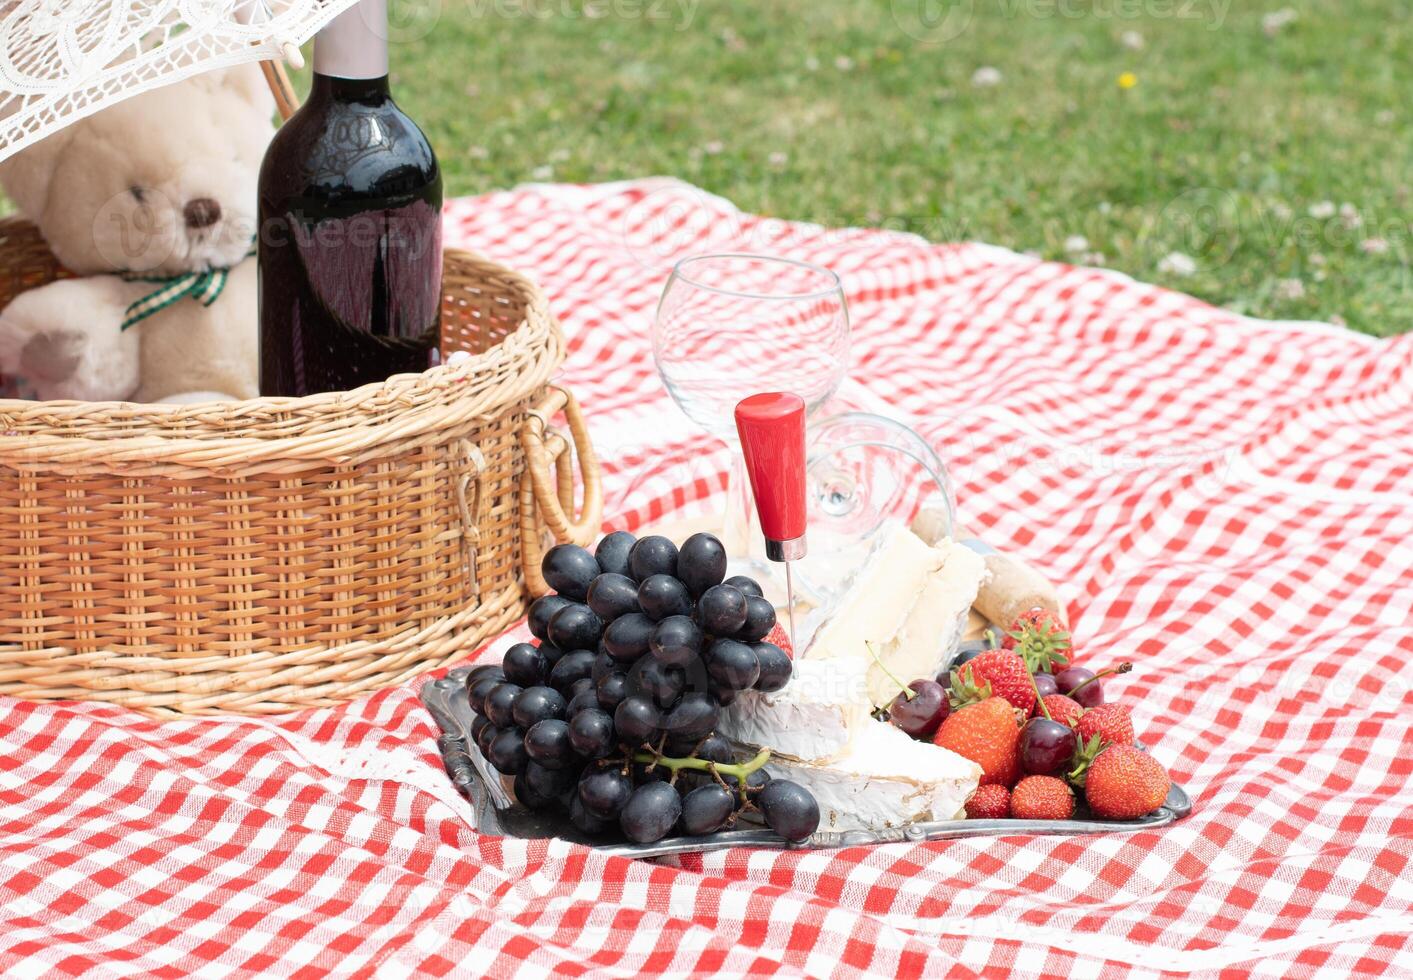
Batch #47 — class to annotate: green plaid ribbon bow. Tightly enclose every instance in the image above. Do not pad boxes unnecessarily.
[121,244,255,331]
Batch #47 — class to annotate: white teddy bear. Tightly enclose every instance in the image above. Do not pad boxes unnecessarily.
[0,66,275,403]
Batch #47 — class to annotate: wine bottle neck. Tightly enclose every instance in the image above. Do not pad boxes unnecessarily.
[309,73,391,104]
[312,0,389,81]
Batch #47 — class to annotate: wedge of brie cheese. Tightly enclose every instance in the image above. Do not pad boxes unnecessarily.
[802,522,988,707]
[762,719,983,831]
[719,657,872,764]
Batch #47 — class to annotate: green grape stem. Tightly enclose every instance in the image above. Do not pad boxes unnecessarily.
[632,745,773,798]
[866,641,916,701]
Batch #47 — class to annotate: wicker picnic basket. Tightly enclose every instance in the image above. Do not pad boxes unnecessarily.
[0,221,603,716]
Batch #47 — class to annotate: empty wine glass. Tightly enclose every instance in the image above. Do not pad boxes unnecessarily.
[653,254,850,580]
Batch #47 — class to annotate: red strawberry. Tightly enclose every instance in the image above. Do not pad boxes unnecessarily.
[1009,775,1075,820]
[950,649,1036,715]
[933,697,1021,787]
[763,622,793,658]
[1038,694,1084,727]
[1003,606,1072,674]
[1075,703,1135,749]
[1083,745,1170,820]
[964,784,1010,820]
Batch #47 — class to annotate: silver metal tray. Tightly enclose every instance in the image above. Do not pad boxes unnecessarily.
[423,667,1192,860]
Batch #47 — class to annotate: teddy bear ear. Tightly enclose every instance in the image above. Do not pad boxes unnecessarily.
[199,64,276,117]
[0,127,72,224]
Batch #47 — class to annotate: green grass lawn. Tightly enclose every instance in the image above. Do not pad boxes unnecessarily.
[314,1,1405,337]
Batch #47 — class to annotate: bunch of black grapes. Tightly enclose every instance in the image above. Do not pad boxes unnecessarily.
[464,531,820,844]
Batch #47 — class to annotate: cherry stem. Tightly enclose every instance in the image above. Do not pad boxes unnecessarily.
[1029,672,1052,720]
[867,642,915,700]
[1067,662,1132,699]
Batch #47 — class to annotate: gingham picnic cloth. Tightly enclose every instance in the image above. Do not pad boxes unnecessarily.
[3,179,1412,979]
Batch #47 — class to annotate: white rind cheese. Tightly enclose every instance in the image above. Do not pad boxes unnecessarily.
[803,522,988,707]
[763,721,983,832]
[719,658,872,764]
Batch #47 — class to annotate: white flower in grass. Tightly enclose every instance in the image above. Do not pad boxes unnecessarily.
[1080,251,1107,266]
[549,148,570,163]
[703,140,724,155]
[1263,8,1297,37]
[468,145,489,160]
[1097,201,1113,215]
[1308,201,1336,219]
[767,151,789,169]
[1120,31,1145,51]
[804,56,820,71]
[1309,252,1327,267]
[1330,314,1347,326]
[1271,202,1293,221]
[835,55,855,72]
[1063,235,1089,255]
[971,66,1002,88]
[530,165,553,181]
[1158,252,1198,277]
[1361,238,1391,255]
[1376,109,1396,125]
[1275,278,1306,301]
[1339,203,1362,228]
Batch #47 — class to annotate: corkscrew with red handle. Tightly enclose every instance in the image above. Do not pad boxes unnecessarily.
[734,392,807,649]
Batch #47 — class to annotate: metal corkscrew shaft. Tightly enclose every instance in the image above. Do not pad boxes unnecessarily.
[734,392,807,648]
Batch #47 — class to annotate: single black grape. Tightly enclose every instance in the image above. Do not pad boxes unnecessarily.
[595,671,630,712]
[487,727,529,775]
[661,692,719,740]
[603,613,654,663]
[578,768,634,818]
[568,708,616,759]
[620,782,683,843]
[594,530,637,578]
[737,595,777,642]
[475,722,499,758]
[637,574,693,622]
[697,585,748,635]
[547,649,597,694]
[695,734,735,765]
[752,642,793,693]
[541,544,600,600]
[565,687,600,720]
[723,575,764,598]
[756,779,820,842]
[524,761,578,801]
[513,771,558,811]
[679,784,736,836]
[569,676,595,699]
[633,657,686,709]
[470,713,490,744]
[650,615,704,667]
[705,638,761,692]
[614,695,661,743]
[524,719,575,769]
[501,642,547,687]
[527,595,572,642]
[677,532,728,596]
[628,535,678,581]
[467,670,506,715]
[548,603,603,652]
[569,792,612,835]
[511,685,567,729]
[587,573,641,623]
[483,682,523,729]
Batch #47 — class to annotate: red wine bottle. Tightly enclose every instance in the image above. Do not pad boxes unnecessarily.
[258,0,442,396]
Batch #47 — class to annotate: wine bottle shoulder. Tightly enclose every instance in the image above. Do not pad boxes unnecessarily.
[259,94,440,208]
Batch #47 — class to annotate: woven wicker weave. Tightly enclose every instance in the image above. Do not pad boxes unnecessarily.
[0,214,603,715]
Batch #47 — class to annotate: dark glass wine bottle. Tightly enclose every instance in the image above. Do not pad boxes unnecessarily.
[258,0,442,397]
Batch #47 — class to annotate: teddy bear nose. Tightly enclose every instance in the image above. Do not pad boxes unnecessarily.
[183,197,222,229]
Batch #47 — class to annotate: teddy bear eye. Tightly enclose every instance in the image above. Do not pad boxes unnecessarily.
[129,185,147,203]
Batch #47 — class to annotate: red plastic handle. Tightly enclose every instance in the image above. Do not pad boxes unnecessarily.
[734,392,807,544]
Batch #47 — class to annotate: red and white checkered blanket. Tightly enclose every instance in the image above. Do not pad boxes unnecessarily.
[3,180,1411,978]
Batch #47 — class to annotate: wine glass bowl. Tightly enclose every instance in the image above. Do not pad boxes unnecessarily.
[653,254,850,443]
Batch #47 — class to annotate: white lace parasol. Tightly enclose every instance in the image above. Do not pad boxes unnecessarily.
[0,1,362,163]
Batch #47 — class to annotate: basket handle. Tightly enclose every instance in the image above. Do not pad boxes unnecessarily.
[520,385,604,596]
